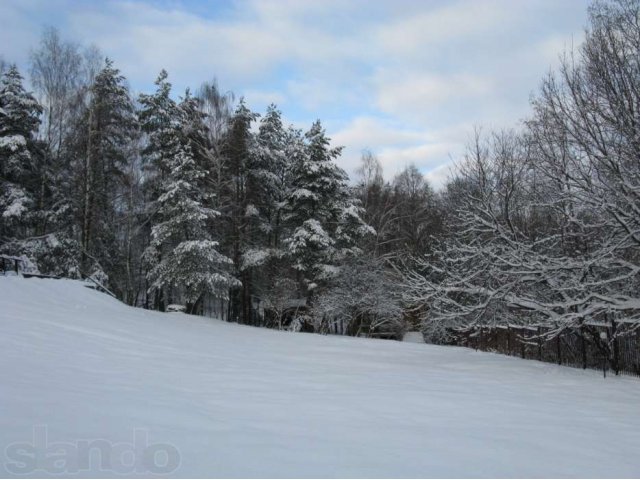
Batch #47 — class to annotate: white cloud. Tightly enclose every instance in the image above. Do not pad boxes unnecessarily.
[424,162,455,191]
[330,116,464,184]
[2,0,591,190]
[378,143,456,170]
[373,71,493,119]
[0,0,47,67]
[64,1,290,89]
[242,89,286,108]
[531,33,584,70]
[375,0,523,59]
[331,117,423,149]
[62,0,381,89]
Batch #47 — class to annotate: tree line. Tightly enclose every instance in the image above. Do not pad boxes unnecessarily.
[3,0,638,345]
[403,0,640,344]
[0,27,431,337]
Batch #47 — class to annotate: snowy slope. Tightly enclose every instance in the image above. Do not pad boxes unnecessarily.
[0,277,639,478]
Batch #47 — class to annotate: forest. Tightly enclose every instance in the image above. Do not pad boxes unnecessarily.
[2,0,640,350]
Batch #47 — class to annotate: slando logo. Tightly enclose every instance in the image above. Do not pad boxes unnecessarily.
[4,426,181,475]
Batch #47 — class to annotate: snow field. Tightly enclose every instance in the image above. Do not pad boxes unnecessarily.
[0,276,639,478]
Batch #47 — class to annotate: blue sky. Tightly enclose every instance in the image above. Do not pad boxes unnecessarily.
[1,0,591,187]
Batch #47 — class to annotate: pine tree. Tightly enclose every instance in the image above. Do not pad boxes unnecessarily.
[138,71,177,308]
[289,120,346,224]
[220,99,259,322]
[239,105,292,287]
[0,66,80,279]
[248,104,289,247]
[146,139,237,313]
[139,70,177,195]
[70,58,137,283]
[238,106,302,320]
[141,72,237,312]
[0,66,42,240]
[285,120,372,295]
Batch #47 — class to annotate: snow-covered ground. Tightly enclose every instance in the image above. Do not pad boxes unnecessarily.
[1,277,639,478]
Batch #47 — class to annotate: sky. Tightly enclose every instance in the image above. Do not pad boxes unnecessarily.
[0,0,592,188]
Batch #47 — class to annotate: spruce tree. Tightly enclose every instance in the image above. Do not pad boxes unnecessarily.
[0,66,80,278]
[248,104,288,247]
[141,72,237,312]
[285,120,371,295]
[0,65,42,240]
[71,58,137,283]
[221,99,259,322]
[139,70,177,308]
[240,105,291,282]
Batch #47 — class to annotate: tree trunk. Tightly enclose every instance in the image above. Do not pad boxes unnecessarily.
[81,106,95,273]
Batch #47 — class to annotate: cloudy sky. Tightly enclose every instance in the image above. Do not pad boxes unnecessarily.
[1,0,591,187]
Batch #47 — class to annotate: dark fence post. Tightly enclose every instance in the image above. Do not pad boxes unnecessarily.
[453,319,638,377]
[581,324,587,370]
[537,326,543,361]
[611,319,619,375]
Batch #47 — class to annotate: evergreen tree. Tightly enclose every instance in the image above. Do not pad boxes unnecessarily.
[288,120,346,225]
[141,72,236,312]
[0,66,42,240]
[248,104,289,248]
[285,120,372,295]
[0,66,80,279]
[146,138,237,313]
[139,70,177,195]
[221,99,259,322]
[70,58,137,283]
[138,70,177,308]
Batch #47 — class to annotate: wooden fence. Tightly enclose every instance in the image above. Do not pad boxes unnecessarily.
[448,321,640,378]
[0,255,22,275]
